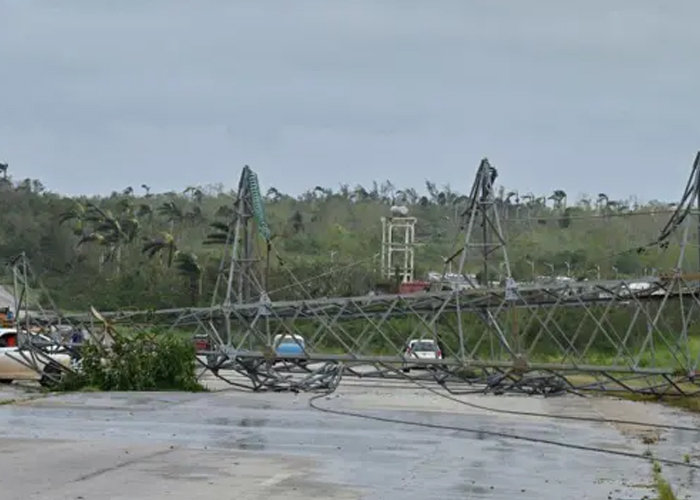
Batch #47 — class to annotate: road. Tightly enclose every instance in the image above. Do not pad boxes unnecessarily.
[0,373,698,499]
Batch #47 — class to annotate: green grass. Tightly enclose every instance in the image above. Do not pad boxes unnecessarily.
[652,462,678,500]
[532,335,700,368]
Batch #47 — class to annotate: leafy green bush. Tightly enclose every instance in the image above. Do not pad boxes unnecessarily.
[60,331,205,392]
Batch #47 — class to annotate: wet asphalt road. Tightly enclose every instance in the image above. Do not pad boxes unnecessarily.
[0,378,699,500]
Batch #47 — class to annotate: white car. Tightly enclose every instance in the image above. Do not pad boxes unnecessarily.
[0,329,72,386]
[401,338,443,372]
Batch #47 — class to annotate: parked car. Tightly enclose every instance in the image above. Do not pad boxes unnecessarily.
[0,329,72,386]
[402,338,443,372]
[273,334,307,366]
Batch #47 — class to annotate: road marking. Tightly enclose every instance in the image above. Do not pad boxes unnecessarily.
[261,472,294,487]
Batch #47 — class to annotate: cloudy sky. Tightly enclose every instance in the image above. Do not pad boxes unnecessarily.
[0,1,699,202]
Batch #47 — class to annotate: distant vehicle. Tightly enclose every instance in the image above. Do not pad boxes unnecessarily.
[0,329,72,386]
[192,333,210,353]
[273,334,307,366]
[402,338,443,372]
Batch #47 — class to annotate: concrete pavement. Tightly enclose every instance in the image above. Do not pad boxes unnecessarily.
[0,376,698,499]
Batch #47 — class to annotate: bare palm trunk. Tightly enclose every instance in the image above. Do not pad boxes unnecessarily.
[115,245,122,276]
[189,274,200,306]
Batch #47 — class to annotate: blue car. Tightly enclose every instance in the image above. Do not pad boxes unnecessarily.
[273,334,307,366]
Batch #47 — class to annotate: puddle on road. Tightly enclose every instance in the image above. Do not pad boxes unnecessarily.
[222,436,267,451]
[239,417,268,428]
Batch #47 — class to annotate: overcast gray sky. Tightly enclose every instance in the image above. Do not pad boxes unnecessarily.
[1,1,699,202]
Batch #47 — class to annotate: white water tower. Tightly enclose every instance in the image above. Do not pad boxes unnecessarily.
[380,207,417,283]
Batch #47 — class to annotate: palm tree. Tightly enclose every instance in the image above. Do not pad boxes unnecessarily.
[76,232,111,272]
[505,191,519,205]
[265,187,282,202]
[401,188,419,205]
[16,178,33,192]
[425,180,439,204]
[141,184,151,197]
[393,189,407,205]
[289,210,304,234]
[157,201,184,230]
[204,221,232,245]
[0,162,10,189]
[184,186,204,204]
[596,193,609,211]
[59,202,88,236]
[215,204,236,219]
[31,180,45,194]
[142,232,178,267]
[548,190,567,209]
[312,186,330,200]
[136,203,153,218]
[504,191,519,219]
[351,185,369,202]
[379,180,395,201]
[183,205,205,226]
[174,252,203,306]
[74,203,139,274]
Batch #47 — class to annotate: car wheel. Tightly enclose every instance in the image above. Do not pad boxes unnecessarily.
[39,364,63,389]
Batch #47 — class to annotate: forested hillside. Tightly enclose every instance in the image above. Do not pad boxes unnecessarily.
[0,164,687,312]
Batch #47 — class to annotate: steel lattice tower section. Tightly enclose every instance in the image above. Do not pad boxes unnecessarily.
[207,165,275,353]
[439,158,525,367]
[449,157,512,287]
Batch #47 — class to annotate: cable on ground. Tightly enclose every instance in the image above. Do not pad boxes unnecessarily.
[385,363,700,433]
[308,388,700,471]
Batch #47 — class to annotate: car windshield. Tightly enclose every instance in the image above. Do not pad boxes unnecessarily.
[411,341,436,351]
[278,336,304,346]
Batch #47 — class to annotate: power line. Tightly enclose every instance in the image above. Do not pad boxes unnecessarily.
[381,364,700,433]
[308,389,700,470]
[498,208,687,223]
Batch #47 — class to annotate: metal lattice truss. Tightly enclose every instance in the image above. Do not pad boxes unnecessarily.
[0,254,83,387]
[134,272,696,395]
[4,154,700,396]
